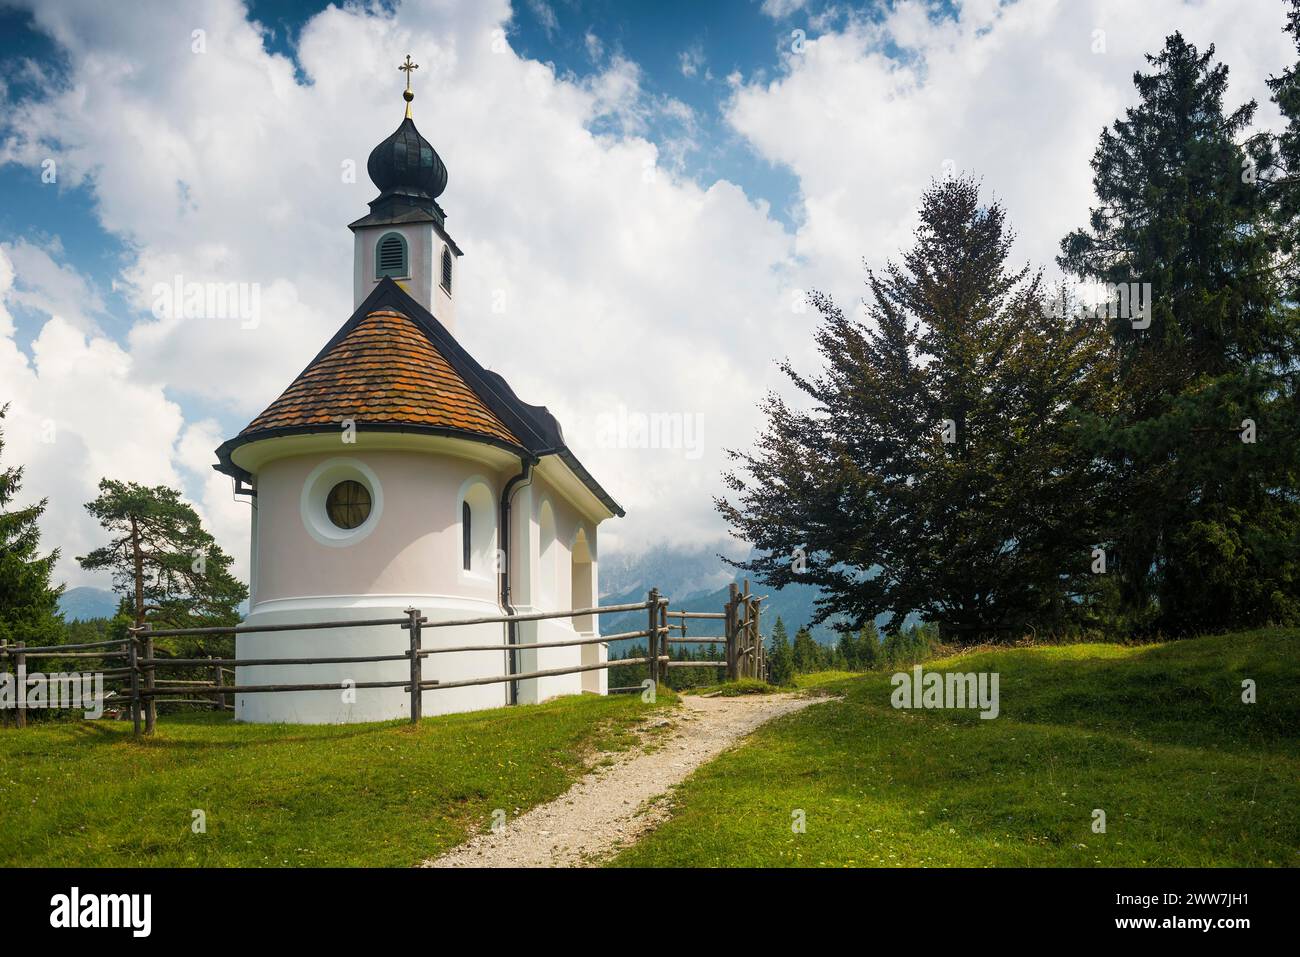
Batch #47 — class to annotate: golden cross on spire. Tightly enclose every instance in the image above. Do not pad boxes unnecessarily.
[399,54,419,118]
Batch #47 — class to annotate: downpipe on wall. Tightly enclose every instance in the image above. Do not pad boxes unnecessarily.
[499,456,536,705]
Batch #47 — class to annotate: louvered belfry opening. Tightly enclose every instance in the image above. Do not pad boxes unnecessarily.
[377,233,408,278]
[441,245,453,293]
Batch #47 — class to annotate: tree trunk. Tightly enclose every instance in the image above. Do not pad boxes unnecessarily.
[130,515,144,629]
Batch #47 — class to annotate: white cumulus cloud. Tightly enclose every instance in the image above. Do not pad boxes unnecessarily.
[0,0,1295,592]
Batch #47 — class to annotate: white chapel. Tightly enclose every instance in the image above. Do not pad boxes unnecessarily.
[213,57,623,723]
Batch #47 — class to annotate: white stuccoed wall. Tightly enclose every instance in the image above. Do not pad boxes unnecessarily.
[352,221,457,329]
[232,439,605,722]
[234,597,509,723]
[507,474,604,705]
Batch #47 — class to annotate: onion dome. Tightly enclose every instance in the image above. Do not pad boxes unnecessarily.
[366,117,448,201]
[359,55,448,223]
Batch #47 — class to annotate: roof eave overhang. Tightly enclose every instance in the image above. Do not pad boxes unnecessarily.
[534,449,624,523]
[348,208,464,257]
[214,424,530,482]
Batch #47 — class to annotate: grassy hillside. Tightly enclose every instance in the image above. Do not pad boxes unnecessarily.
[612,629,1300,867]
[0,691,671,867]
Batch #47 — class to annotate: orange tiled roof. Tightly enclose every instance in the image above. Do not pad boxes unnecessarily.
[239,308,520,446]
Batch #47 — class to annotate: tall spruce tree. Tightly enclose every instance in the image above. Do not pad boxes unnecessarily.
[836,629,859,670]
[858,621,880,670]
[78,479,247,654]
[1060,32,1300,633]
[0,404,64,648]
[720,177,1111,644]
[791,625,821,674]
[767,616,794,686]
[1268,0,1300,291]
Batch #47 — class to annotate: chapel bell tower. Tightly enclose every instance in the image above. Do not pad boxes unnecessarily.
[349,54,461,329]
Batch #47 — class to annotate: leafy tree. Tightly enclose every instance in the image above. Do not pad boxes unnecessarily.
[78,479,247,655]
[720,177,1112,644]
[0,404,63,649]
[1061,32,1300,633]
[767,616,794,686]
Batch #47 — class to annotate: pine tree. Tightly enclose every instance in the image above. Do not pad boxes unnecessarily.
[767,616,794,686]
[0,404,64,649]
[78,479,248,655]
[836,629,859,670]
[792,625,821,674]
[1268,0,1300,293]
[720,176,1112,644]
[1061,32,1300,633]
[858,621,880,670]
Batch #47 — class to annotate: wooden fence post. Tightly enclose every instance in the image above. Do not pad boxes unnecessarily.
[14,641,25,730]
[741,579,752,678]
[210,655,223,713]
[128,636,141,737]
[406,608,423,724]
[646,589,660,686]
[744,585,760,680]
[659,598,669,686]
[143,626,156,734]
[725,583,739,681]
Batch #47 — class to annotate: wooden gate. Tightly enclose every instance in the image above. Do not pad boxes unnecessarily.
[661,579,765,682]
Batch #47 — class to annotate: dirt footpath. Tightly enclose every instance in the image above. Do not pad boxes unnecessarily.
[424,691,828,868]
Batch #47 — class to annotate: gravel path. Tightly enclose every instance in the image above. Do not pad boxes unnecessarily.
[424,691,827,868]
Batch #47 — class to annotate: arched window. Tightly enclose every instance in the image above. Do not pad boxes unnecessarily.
[459,480,497,578]
[441,244,453,294]
[376,232,408,279]
[462,500,472,571]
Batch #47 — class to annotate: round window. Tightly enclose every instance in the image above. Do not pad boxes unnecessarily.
[326,480,372,530]
[300,459,383,547]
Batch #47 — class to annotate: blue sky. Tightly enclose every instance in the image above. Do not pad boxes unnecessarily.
[0,0,840,392]
[0,0,1293,588]
[239,0,872,222]
[0,0,870,519]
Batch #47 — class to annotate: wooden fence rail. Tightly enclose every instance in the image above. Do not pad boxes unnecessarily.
[1,582,772,734]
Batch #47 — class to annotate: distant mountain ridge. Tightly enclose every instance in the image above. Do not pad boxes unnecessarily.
[598,542,845,651]
[56,588,251,622]
[57,586,119,622]
[597,543,920,654]
[599,578,837,652]
[598,543,736,604]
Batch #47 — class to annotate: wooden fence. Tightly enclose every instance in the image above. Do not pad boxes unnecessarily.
[657,580,765,680]
[0,584,768,736]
